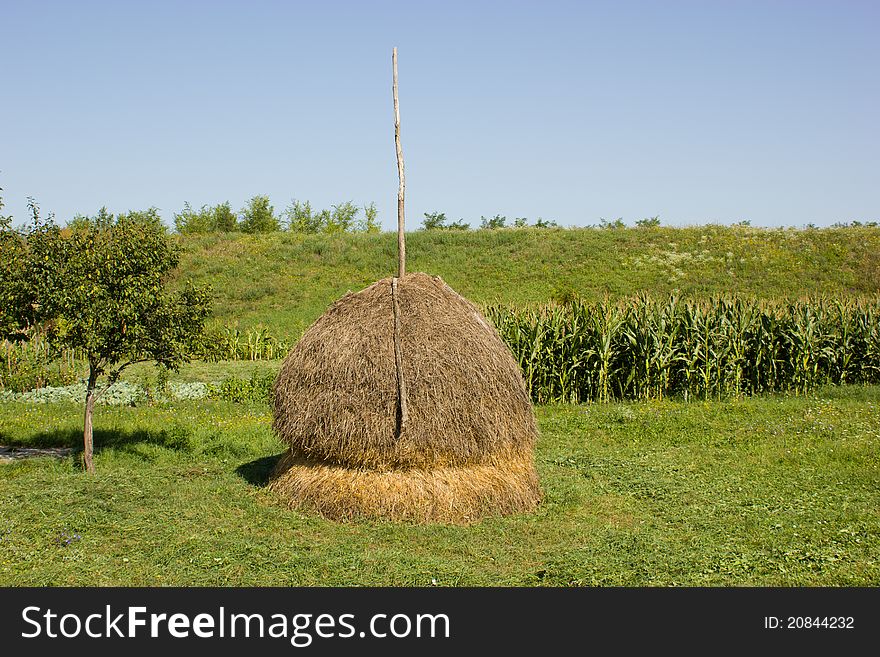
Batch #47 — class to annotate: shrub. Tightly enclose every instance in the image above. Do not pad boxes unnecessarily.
[480,214,507,230]
[239,195,279,233]
[207,371,274,404]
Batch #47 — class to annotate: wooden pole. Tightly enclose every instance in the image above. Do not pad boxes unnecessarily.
[393,47,405,278]
[391,47,409,434]
[391,276,408,430]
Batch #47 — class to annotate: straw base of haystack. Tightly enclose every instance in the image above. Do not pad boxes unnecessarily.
[269,450,541,524]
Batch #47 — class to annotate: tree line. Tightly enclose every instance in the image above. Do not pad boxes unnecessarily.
[175,199,567,233]
[173,196,380,234]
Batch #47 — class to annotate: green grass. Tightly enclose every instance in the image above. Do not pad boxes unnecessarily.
[122,359,281,388]
[4,226,879,586]
[172,225,880,336]
[2,385,878,586]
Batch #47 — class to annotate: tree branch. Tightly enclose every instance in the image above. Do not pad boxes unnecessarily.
[92,358,150,403]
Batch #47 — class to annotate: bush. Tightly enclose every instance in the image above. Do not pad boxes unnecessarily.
[480,214,507,230]
[239,195,279,233]
[421,211,448,230]
[285,200,323,233]
[326,202,359,234]
[174,202,239,233]
[359,203,380,233]
[285,199,380,234]
[421,211,470,231]
[207,372,274,404]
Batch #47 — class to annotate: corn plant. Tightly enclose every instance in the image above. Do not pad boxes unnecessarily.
[486,295,880,404]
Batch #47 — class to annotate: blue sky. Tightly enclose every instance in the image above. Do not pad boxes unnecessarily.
[1,0,877,229]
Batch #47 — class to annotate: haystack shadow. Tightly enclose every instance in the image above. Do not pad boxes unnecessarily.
[236,452,285,486]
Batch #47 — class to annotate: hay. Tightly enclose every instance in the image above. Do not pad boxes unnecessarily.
[270,272,541,523]
[269,449,540,524]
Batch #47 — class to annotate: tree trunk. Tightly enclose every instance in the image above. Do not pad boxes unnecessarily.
[83,365,97,474]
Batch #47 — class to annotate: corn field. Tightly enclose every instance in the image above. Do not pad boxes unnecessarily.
[1,325,292,391]
[195,326,293,362]
[486,296,880,404]
[1,334,79,391]
[6,298,880,403]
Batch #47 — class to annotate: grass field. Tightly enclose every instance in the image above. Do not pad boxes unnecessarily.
[2,385,878,586]
[173,225,880,336]
[3,225,879,586]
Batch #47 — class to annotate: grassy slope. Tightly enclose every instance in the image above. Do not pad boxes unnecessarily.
[1,385,878,586]
[173,226,880,336]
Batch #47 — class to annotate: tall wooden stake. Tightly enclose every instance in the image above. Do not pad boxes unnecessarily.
[393,47,406,278]
[391,47,409,433]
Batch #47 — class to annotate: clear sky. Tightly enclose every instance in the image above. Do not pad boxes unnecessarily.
[1,0,877,229]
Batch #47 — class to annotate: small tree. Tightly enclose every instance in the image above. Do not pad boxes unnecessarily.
[239,195,279,233]
[480,214,507,230]
[23,210,211,473]
[0,189,30,340]
[211,202,238,232]
[421,211,448,230]
[285,200,322,233]
[174,202,237,233]
[0,185,12,228]
[174,202,213,233]
[0,198,61,342]
[326,201,359,233]
[635,216,661,228]
[360,202,380,233]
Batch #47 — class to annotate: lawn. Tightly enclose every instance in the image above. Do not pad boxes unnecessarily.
[2,385,877,586]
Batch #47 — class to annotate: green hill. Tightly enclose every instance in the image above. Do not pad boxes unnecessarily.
[174,225,880,337]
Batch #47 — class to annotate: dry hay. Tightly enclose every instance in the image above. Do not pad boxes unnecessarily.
[269,450,540,524]
[270,272,541,523]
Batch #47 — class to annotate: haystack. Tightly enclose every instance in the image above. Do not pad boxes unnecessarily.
[269,272,541,523]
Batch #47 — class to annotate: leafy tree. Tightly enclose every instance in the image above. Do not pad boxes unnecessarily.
[20,210,212,473]
[175,201,239,233]
[513,217,529,228]
[359,202,380,233]
[239,195,279,233]
[314,209,331,232]
[421,211,470,231]
[635,216,661,228]
[120,207,165,232]
[285,199,323,233]
[534,217,559,229]
[68,206,115,231]
[480,214,507,230]
[211,202,237,232]
[0,190,29,340]
[326,201,359,233]
[174,202,213,233]
[599,217,626,230]
[0,185,12,229]
[0,196,61,341]
[421,211,448,230]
